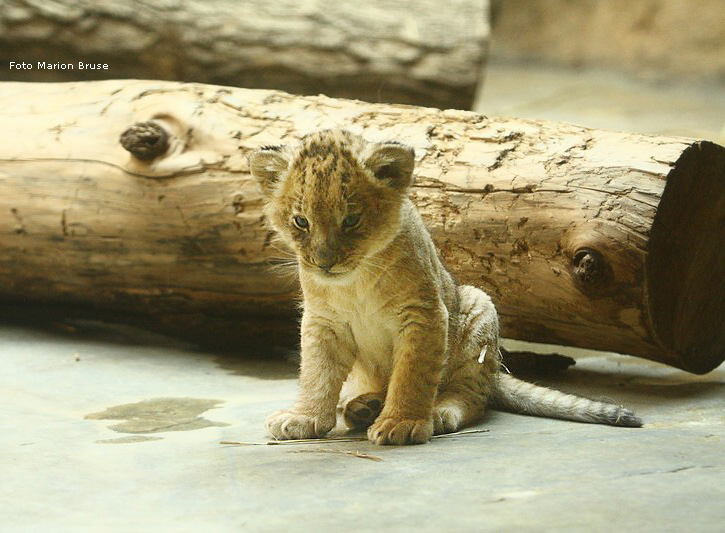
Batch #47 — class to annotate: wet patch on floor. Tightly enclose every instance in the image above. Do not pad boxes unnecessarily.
[85,397,229,435]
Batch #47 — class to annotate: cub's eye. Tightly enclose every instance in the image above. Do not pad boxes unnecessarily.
[342,214,361,229]
[292,215,309,230]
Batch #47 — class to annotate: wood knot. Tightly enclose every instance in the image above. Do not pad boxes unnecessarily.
[572,248,609,286]
[120,122,169,160]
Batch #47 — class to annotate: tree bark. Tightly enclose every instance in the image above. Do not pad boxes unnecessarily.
[0,0,489,110]
[1,80,723,374]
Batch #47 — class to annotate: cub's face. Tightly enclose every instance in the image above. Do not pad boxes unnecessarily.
[250,130,415,282]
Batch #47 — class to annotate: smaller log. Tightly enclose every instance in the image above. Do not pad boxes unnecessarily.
[0,0,490,110]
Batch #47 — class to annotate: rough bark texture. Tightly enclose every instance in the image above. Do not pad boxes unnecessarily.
[1,80,724,373]
[0,0,489,110]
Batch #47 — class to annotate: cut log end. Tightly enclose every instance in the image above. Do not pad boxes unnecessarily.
[647,141,725,374]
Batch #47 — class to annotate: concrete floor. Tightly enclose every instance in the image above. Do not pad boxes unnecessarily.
[3,64,725,531]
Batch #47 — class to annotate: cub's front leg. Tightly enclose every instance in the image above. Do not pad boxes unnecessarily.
[265,314,355,440]
[368,304,447,445]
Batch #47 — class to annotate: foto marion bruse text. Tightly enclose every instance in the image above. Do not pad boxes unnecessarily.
[10,61,109,70]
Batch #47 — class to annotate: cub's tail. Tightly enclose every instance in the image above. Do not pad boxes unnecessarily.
[491,373,642,427]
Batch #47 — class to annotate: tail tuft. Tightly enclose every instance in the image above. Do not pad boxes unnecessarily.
[608,408,643,428]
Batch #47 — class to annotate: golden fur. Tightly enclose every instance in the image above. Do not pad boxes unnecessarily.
[250,129,641,445]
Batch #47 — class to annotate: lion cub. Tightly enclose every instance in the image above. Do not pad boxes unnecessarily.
[250,129,641,445]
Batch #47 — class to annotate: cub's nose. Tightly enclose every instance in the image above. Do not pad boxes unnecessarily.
[312,249,339,272]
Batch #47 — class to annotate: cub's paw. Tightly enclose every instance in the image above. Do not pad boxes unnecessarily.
[367,416,433,445]
[264,409,334,440]
[432,404,464,435]
[343,392,384,429]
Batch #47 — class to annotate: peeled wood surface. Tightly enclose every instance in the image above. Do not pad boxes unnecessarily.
[1,80,723,373]
[0,0,489,110]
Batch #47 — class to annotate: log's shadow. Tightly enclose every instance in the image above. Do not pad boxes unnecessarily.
[0,302,300,352]
[4,303,723,390]
[0,302,301,381]
[1,303,195,349]
[522,364,725,407]
[213,347,299,380]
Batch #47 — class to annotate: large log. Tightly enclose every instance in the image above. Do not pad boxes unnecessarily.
[1,80,723,373]
[0,0,489,110]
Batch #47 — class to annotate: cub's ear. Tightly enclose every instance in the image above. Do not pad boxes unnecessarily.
[249,145,290,196]
[364,142,415,190]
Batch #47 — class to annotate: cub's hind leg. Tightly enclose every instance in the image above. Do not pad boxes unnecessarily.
[434,284,501,435]
[343,392,384,429]
[433,390,485,435]
[339,362,385,430]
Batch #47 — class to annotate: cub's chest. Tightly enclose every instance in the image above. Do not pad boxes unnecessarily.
[324,287,398,362]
